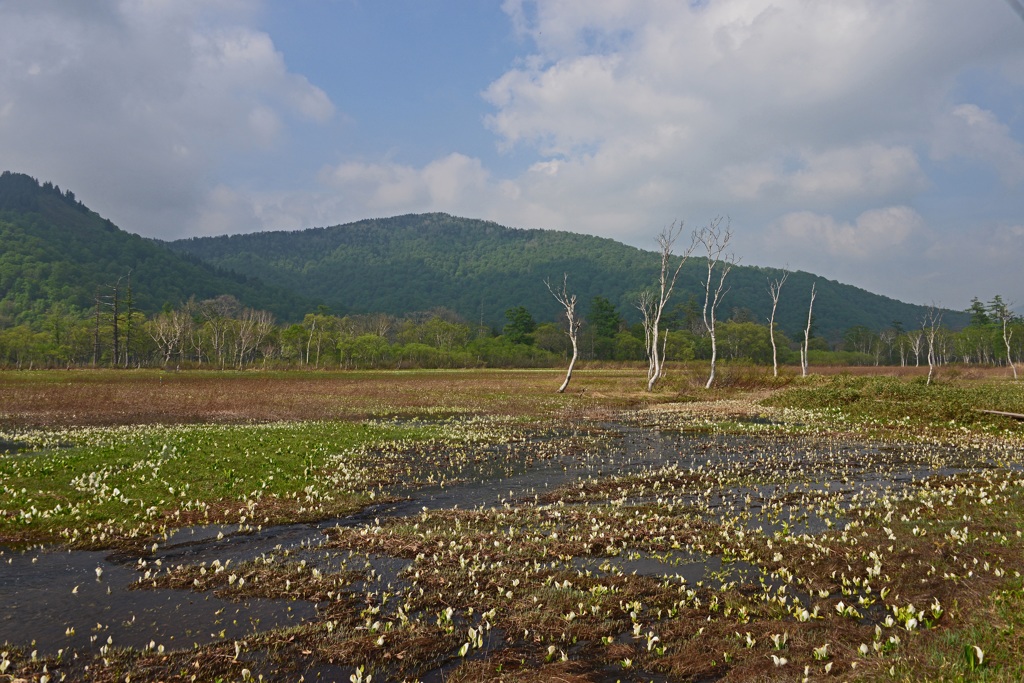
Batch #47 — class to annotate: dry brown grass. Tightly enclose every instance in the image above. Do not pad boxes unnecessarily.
[0,367,651,428]
[2,364,1012,429]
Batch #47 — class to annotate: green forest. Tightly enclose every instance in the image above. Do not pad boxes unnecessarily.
[0,171,311,327]
[167,212,958,339]
[4,170,1013,373]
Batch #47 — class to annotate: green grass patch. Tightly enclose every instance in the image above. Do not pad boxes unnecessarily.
[763,375,1024,439]
[0,419,442,547]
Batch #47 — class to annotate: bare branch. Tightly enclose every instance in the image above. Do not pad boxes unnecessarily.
[642,221,696,391]
[545,274,582,393]
[694,217,737,389]
[767,269,789,378]
[922,303,944,385]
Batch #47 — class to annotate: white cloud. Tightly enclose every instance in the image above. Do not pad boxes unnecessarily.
[480,1,1020,230]
[719,144,926,204]
[195,184,260,237]
[313,153,528,223]
[931,104,1024,185]
[772,206,923,259]
[0,0,334,238]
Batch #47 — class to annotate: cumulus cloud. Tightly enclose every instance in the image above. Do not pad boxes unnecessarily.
[474,1,1021,243]
[0,0,334,238]
[931,104,1024,185]
[772,206,923,259]
[719,144,926,204]
[318,154,499,214]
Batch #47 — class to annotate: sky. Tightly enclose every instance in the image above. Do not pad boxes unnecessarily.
[1,0,1023,311]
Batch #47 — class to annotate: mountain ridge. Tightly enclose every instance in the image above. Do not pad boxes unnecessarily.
[0,171,312,325]
[167,212,962,339]
[0,170,968,337]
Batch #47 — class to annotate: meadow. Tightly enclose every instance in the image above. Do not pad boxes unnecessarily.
[1,365,1023,682]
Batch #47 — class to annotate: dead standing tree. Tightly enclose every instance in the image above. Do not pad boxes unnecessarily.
[923,304,944,385]
[767,270,789,378]
[695,217,736,389]
[638,221,695,392]
[991,297,1018,381]
[545,274,582,393]
[800,282,817,377]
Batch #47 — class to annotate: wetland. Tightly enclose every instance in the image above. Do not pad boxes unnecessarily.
[1,367,1023,681]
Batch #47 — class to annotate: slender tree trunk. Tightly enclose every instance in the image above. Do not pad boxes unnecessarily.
[767,271,788,378]
[801,283,816,377]
[659,332,668,379]
[923,305,943,385]
[123,271,133,368]
[640,222,694,392]
[93,288,101,367]
[696,218,735,389]
[559,333,579,393]
[706,324,719,388]
[547,275,582,393]
[1001,313,1017,380]
[110,281,119,368]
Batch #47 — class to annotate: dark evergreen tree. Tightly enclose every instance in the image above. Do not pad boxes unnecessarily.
[503,306,536,346]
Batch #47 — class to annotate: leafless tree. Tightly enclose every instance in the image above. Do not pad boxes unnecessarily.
[305,316,318,366]
[302,313,336,368]
[149,308,192,366]
[800,282,817,377]
[199,295,241,369]
[235,308,275,369]
[877,329,895,366]
[366,313,395,339]
[122,270,133,367]
[909,330,924,367]
[638,221,695,391]
[545,274,582,393]
[766,270,789,378]
[636,290,656,385]
[179,300,209,366]
[922,304,944,385]
[695,217,736,389]
[991,297,1018,380]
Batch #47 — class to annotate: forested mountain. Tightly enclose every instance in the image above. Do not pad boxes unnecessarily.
[168,213,965,340]
[0,172,310,326]
[1,169,968,340]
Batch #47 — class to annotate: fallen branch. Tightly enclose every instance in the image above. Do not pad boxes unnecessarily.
[976,409,1024,421]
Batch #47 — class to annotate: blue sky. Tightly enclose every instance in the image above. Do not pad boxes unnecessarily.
[1,0,1023,311]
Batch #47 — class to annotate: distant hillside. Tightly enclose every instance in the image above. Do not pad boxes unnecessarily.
[0,171,310,326]
[167,213,966,339]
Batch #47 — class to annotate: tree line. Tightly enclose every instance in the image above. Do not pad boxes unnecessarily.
[0,276,1019,378]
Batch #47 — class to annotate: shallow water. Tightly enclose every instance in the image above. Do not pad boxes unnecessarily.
[0,424,981,659]
[0,547,315,654]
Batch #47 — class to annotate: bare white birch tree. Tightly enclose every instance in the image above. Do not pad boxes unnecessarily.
[909,330,924,367]
[695,217,736,389]
[199,295,240,369]
[545,274,582,393]
[800,282,817,377]
[148,308,191,367]
[235,308,275,369]
[767,270,789,378]
[305,316,317,366]
[991,297,1018,380]
[923,304,944,385]
[639,222,695,392]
